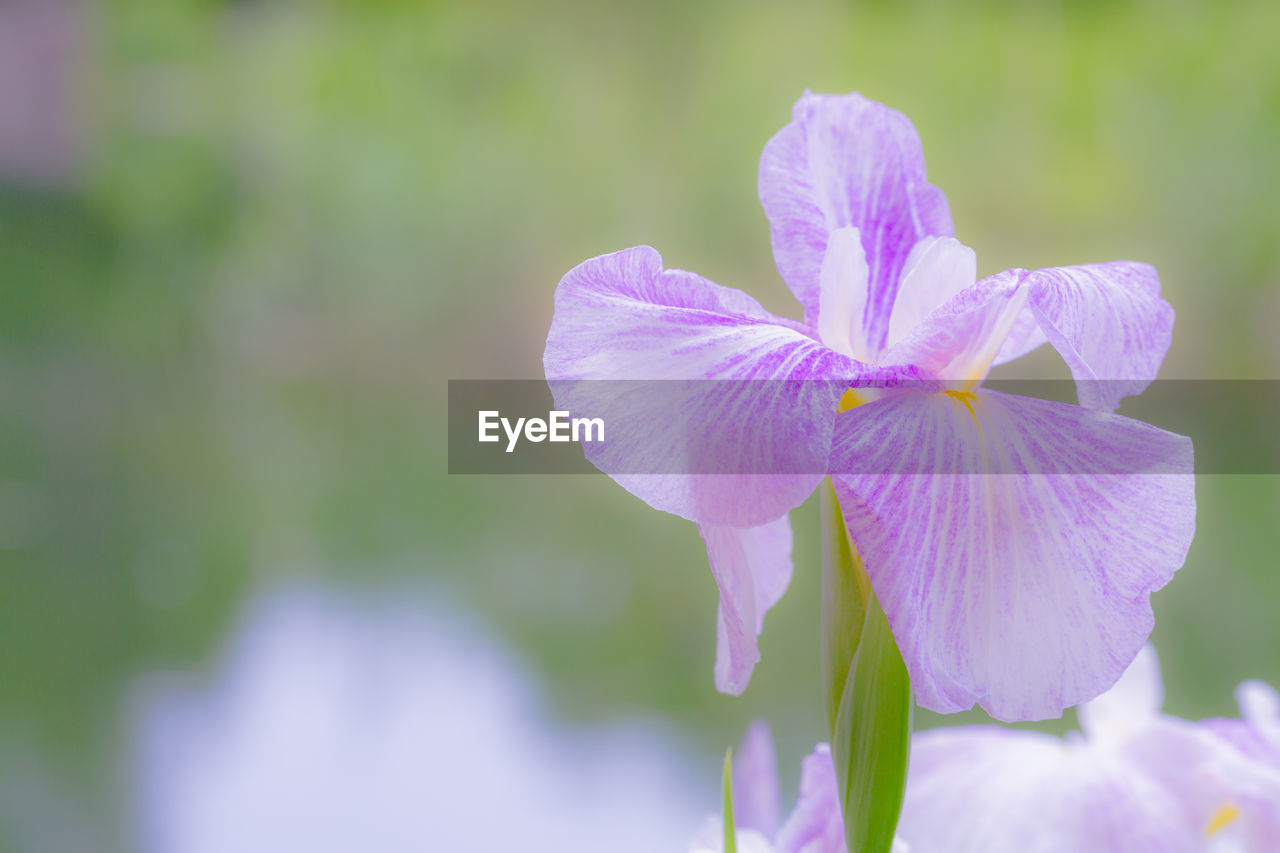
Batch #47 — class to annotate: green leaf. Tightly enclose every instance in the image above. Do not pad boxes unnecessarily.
[722,747,736,853]
[821,479,913,853]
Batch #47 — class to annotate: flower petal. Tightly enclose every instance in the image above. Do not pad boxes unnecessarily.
[700,517,794,695]
[899,726,1196,852]
[775,744,844,853]
[828,389,1195,721]
[991,301,1049,366]
[885,237,977,352]
[1025,261,1173,410]
[1238,680,1280,740]
[733,720,781,840]
[759,91,953,343]
[880,269,1028,384]
[1208,680,1280,772]
[546,246,902,526]
[1122,719,1280,849]
[816,226,872,360]
[1077,643,1165,747]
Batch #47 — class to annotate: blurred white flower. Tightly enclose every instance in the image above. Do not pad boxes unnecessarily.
[132,581,704,853]
[692,648,1280,852]
[900,646,1280,852]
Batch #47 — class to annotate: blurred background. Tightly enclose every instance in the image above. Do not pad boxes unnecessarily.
[2,0,1279,849]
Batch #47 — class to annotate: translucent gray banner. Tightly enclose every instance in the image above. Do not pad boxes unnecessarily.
[447,380,1280,475]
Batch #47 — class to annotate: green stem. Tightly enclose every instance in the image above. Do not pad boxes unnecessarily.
[820,479,913,853]
[722,748,736,853]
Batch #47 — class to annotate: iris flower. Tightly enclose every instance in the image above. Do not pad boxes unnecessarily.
[899,646,1280,851]
[694,650,1280,853]
[544,91,1194,721]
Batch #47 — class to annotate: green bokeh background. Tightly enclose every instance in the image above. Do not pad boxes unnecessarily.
[3,0,1279,848]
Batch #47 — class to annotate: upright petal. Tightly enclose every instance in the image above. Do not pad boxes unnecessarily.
[545,246,902,526]
[1078,644,1165,747]
[1238,680,1280,744]
[828,389,1195,721]
[816,226,873,360]
[775,745,844,853]
[759,91,953,344]
[733,720,782,840]
[1207,680,1280,772]
[879,269,1029,385]
[885,236,977,351]
[1025,262,1173,411]
[700,518,795,695]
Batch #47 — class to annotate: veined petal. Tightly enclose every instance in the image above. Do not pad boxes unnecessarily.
[733,720,782,839]
[880,270,1028,385]
[1025,262,1173,411]
[546,246,903,526]
[759,91,953,343]
[991,302,1049,366]
[828,389,1195,721]
[775,745,844,853]
[700,518,794,695]
[885,237,977,352]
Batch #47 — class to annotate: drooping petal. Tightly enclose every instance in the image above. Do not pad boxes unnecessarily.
[733,720,781,839]
[879,269,1028,384]
[700,518,795,695]
[828,388,1195,721]
[1024,262,1173,411]
[775,745,844,853]
[1078,644,1165,747]
[758,91,953,343]
[546,246,905,526]
[885,237,977,351]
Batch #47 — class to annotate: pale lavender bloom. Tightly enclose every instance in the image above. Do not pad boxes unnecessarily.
[899,646,1280,852]
[699,651,1280,852]
[132,581,703,853]
[544,91,1194,721]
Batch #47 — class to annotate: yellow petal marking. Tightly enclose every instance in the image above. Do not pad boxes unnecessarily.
[1206,803,1241,837]
[943,389,982,432]
[838,389,865,412]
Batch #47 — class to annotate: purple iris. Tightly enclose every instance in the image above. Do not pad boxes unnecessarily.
[544,91,1195,722]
